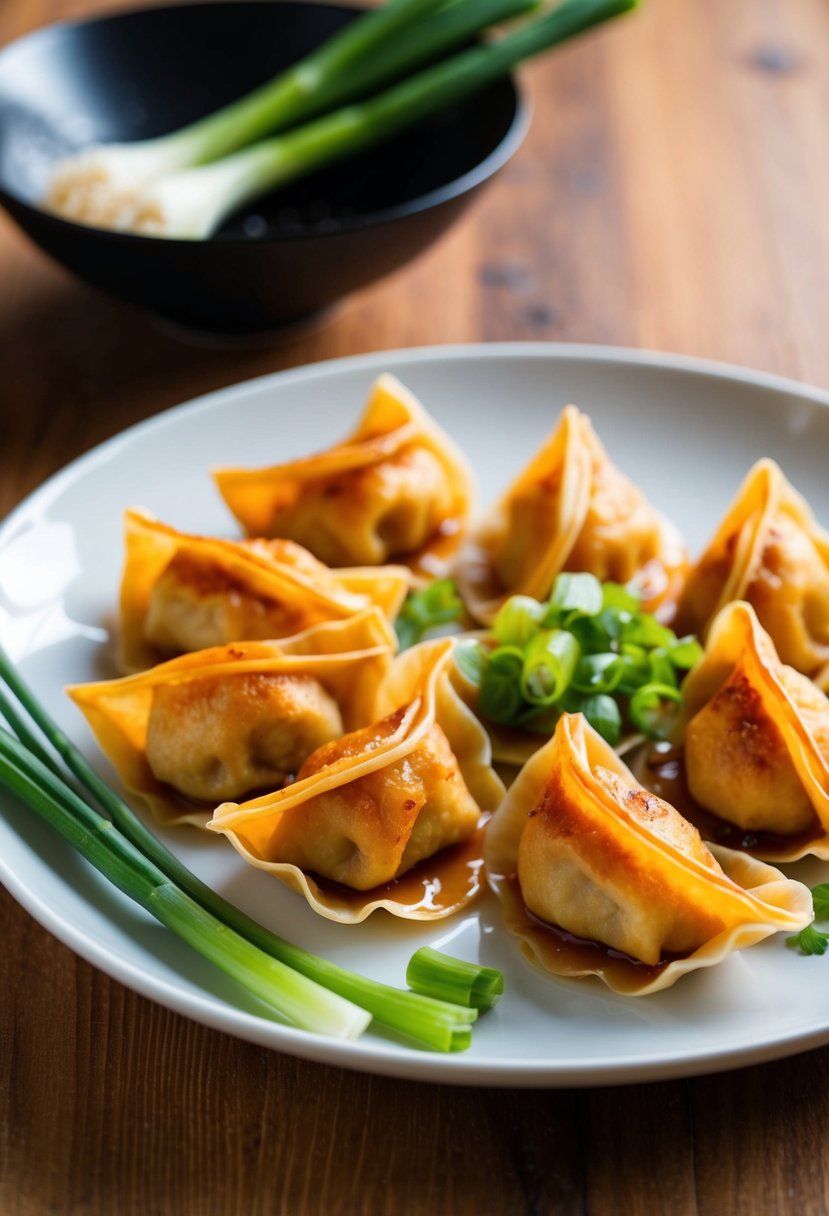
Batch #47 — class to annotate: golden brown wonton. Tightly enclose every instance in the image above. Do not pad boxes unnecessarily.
[67,610,396,827]
[208,638,504,922]
[213,374,474,578]
[677,459,829,682]
[119,506,409,671]
[455,405,687,625]
[485,713,811,994]
[680,600,829,859]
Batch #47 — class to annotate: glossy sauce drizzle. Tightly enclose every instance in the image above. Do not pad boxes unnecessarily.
[492,873,672,995]
[299,824,487,918]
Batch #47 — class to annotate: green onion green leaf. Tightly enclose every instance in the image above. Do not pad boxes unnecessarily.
[465,572,701,744]
[788,884,829,957]
[787,923,829,957]
[521,630,581,705]
[628,683,684,739]
[493,595,545,647]
[395,578,464,650]
[812,884,829,919]
[580,693,622,746]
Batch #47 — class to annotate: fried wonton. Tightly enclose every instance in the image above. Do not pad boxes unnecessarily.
[119,506,409,671]
[485,713,811,994]
[679,601,829,859]
[677,459,829,682]
[67,610,396,827]
[208,638,504,922]
[213,374,474,578]
[455,405,687,625]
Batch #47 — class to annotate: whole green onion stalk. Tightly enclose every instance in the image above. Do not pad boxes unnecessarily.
[48,0,447,195]
[45,0,538,225]
[0,721,369,1040]
[49,0,640,237]
[0,652,492,1051]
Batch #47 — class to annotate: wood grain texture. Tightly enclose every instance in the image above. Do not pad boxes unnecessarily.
[4,0,829,1213]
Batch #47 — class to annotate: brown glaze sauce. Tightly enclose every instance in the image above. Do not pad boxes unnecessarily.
[162,790,485,915]
[637,741,820,862]
[493,873,674,995]
[302,825,486,917]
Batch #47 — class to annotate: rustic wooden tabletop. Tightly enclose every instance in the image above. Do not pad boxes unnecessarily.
[3,1,829,1212]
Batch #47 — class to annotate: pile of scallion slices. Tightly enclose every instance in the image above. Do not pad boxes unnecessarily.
[402,572,701,748]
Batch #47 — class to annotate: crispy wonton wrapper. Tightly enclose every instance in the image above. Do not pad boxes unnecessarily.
[67,610,396,828]
[119,506,409,672]
[485,713,811,995]
[677,459,829,683]
[455,405,687,626]
[679,601,829,860]
[208,639,505,922]
[212,374,475,579]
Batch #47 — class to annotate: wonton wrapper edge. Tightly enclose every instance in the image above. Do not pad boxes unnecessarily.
[455,405,687,626]
[67,609,396,829]
[212,374,475,577]
[209,639,503,922]
[485,714,812,995]
[118,506,409,672]
[681,600,829,861]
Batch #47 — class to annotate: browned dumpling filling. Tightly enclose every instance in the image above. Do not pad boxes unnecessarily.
[266,707,481,890]
[269,445,455,567]
[518,765,729,965]
[143,551,305,655]
[145,671,343,802]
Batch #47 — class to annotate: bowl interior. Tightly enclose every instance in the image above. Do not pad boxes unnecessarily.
[0,0,523,240]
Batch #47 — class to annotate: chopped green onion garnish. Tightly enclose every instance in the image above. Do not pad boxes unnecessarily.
[479,651,526,723]
[459,573,700,744]
[669,636,704,669]
[520,630,580,705]
[628,683,683,739]
[620,615,676,650]
[648,648,679,689]
[545,571,603,621]
[395,578,464,650]
[406,946,504,1011]
[580,693,622,746]
[454,637,487,685]
[571,652,626,694]
[493,595,545,647]
[601,581,641,614]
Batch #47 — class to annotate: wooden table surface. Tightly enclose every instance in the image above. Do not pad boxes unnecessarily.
[3,1,829,1212]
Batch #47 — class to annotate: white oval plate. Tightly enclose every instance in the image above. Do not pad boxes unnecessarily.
[3,343,829,1088]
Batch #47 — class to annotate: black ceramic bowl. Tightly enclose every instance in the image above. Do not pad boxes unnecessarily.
[0,1,526,336]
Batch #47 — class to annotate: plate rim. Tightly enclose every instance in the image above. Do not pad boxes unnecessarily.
[4,339,829,1089]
